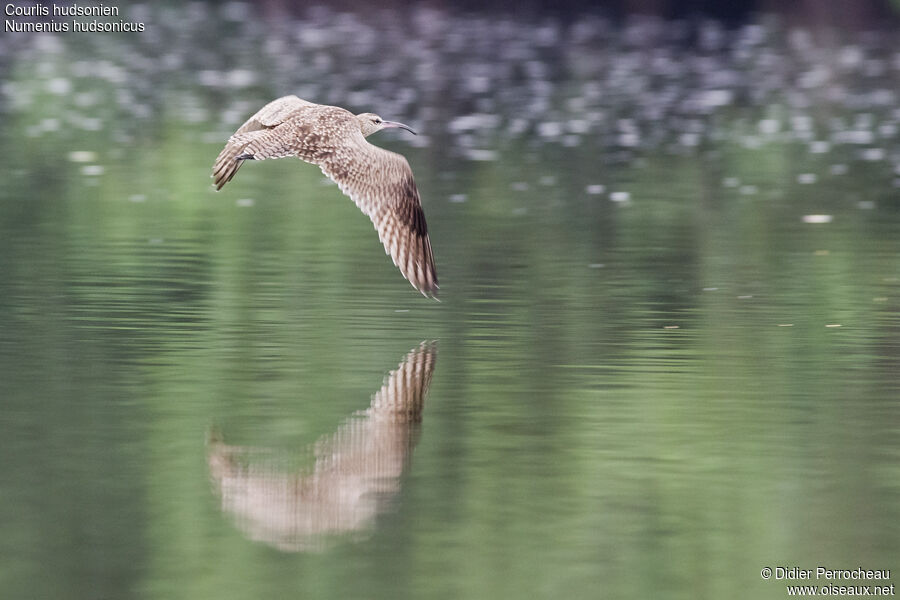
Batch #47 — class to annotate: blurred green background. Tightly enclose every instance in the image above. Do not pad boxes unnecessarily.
[0,2,898,599]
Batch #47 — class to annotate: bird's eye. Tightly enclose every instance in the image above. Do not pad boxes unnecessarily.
[374,118,382,124]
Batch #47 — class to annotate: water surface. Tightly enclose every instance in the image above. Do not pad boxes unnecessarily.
[1,5,899,599]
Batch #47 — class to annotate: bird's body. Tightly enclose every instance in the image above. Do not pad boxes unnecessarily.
[212,96,438,297]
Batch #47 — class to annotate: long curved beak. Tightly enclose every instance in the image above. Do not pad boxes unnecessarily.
[382,121,417,135]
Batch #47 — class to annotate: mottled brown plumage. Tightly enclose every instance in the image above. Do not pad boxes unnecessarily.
[212,96,438,298]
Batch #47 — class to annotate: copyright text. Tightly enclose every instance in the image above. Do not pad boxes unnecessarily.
[761,566,894,597]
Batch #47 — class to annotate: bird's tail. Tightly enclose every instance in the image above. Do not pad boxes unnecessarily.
[211,140,249,191]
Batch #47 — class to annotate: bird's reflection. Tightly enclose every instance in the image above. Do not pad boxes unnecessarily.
[207,341,437,552]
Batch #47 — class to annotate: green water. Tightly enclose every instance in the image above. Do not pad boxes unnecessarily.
[1,8,899,600]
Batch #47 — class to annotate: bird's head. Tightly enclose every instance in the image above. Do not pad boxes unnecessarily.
[356,113,417,138]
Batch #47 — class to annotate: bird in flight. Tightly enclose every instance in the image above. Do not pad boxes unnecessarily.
[212,96,438,298]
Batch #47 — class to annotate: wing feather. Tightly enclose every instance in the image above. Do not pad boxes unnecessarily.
[312,135,439,297]
[212,97,343,190]
[234,95,316,134]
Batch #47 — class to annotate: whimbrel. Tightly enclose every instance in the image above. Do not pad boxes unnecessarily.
[212,96,438,298]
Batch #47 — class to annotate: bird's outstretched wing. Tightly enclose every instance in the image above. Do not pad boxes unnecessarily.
[234,95,316,135]
[212,97,438,297]
[212,95,327,190]
[315,133,439,298]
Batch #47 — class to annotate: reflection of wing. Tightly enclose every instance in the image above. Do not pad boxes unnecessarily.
[207,342,437,552]
[367,339,436,423]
